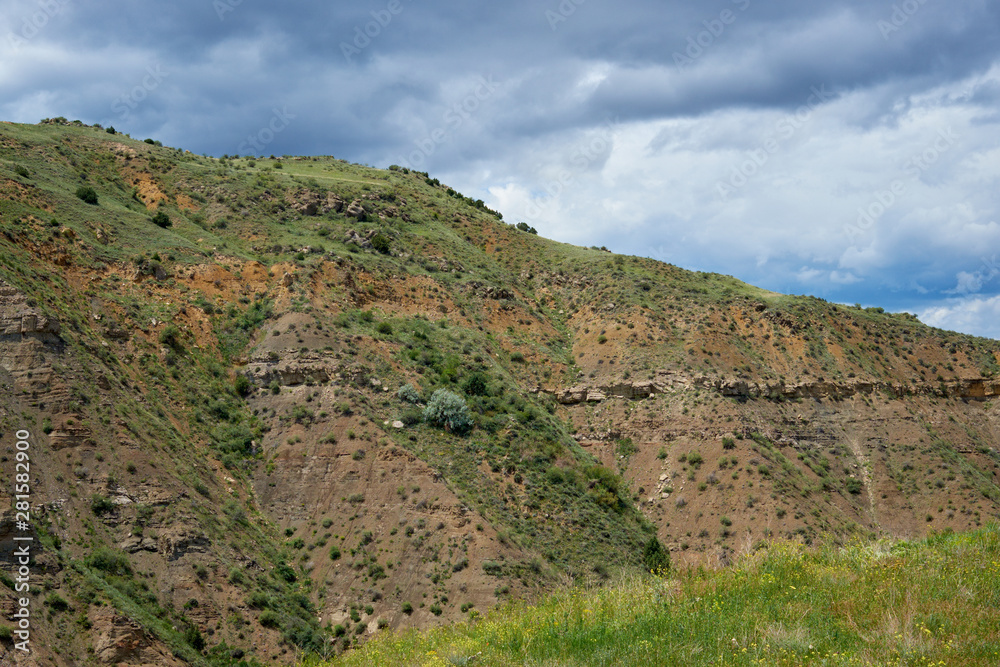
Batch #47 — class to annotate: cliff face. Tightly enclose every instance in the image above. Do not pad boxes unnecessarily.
[0,121,998,665]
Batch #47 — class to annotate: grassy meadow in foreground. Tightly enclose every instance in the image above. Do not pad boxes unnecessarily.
[321,526,1000,666]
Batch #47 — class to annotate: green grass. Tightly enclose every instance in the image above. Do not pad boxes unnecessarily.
[327,525,1000,666]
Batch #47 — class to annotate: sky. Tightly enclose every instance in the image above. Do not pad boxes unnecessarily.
[2,0,1000,339]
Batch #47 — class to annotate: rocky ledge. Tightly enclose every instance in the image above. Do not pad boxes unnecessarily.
[546,373,1000,404]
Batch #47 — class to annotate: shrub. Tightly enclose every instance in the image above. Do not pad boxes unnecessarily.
[461,372,488,397]
[151,211,171,228]
[429,603,442,616]
[423,389,473,434]
[259,610,281,628]
[846,478,863,495]
[329,546,341,561]
[398,383,421,403]
[234,375,251,397]
[616,437,638,457]
[642,536,670,573]
[722,437,736,450]
[45,593,69,611]
[371,233,391,254]
[402,601,413,615]
[482,561,502,575]
[158,325,182,350]
[91,494,115,516]
[248,591,272,609]
[686,452,704,468]
[75,186,98,204]
[400,408,423,426]
[86,548,132,576]
[14,165,29,178]
[275,563,297,583]
[375,321,393,335]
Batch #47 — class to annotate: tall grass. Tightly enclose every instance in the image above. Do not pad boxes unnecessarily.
[325,525,1000,666]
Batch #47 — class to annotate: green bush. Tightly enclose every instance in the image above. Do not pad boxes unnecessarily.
[259,610,281,628]
[375,321,393,335]
[151,210,171,228]
[371,233,391,254]
[423,389,473,434]
[846,478,863,495]
[45,592,69,611]
[90,494,115,516]
[461,372,489,397]
[184,624,205,650]
[722,437,736,450]
[402,601,413,615]
[75,185,98,204]
[275,563,297,583]
[643,536,670,574]
[398,383,421,403]
[86,548,132,576]
[233,375,251,397]
[158,325,182,350]
[14,165,29,178]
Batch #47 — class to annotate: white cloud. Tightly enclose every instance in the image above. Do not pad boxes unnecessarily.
[919,295,1000,339]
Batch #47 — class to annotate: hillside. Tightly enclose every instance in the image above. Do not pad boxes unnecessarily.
[0,119,997,665]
